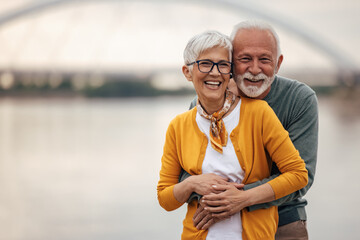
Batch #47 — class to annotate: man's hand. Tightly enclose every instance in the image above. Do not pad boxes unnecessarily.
[193,182,244,230]
[193,202,217,230]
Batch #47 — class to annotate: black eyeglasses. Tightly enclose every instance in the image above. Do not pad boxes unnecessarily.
[187,59,232,74]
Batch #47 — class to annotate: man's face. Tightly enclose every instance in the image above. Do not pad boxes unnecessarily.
[232,29,282,99]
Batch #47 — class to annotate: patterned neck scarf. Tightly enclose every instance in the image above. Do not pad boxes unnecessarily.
[197,90,235,154]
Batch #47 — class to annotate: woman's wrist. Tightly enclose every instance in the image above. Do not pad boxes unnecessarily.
[174,176,196,203]
[184,175,197,193]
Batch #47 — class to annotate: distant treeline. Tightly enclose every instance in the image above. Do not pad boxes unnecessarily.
[0,80,195,97]
[0,70,356,97]
[0,71,195,97]
[83,80,195,97]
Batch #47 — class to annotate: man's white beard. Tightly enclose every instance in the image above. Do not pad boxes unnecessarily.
[236,72,275,98]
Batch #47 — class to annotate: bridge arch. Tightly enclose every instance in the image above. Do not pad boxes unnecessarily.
[0,0,356,72]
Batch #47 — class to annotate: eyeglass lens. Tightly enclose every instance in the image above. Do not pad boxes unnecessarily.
[197,60,231,74]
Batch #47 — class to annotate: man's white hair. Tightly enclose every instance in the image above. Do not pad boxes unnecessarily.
[230,20,282,58]
[183,30,232,68]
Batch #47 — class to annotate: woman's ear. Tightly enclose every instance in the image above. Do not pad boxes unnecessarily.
[182,65,192,82]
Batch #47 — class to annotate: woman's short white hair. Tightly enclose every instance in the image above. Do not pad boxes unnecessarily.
[183,30,232,67]
[230,20,282,58]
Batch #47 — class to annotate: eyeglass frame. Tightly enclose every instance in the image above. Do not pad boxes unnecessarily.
[186,59,233,74]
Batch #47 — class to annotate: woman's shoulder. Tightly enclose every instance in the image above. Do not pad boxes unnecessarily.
[240,97,279,125]
[241,97,271,112]
[169,107,197,126]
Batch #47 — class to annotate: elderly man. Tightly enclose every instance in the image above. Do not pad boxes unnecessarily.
[184,20,318,239]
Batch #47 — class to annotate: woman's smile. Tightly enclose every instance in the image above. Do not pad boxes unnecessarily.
[204,80,222,88]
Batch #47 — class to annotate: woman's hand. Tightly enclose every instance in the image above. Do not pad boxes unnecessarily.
[188,173,229,196]
[173,173,228,203]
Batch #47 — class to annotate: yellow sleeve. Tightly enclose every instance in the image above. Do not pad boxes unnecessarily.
[261,105,308,199]
[157,120,184,211]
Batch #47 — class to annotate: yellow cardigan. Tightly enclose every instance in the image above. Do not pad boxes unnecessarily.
[157,97,308,240]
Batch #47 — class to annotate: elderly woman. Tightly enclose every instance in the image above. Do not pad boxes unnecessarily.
[157,31,308,240]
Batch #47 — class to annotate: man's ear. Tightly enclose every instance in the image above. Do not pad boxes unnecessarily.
[182,65,192,82]
[275,55,284,74]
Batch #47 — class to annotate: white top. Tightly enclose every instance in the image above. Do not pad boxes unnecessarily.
[196,99,244,240]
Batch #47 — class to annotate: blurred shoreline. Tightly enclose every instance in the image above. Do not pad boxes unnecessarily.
[1,69,359,98]
[0,84,359,99]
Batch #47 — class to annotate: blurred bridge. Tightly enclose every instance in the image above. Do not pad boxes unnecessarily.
[0,0,359,92]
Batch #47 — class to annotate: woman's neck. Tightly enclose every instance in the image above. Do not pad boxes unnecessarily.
[200,98,225,115]
[200,96,240,117]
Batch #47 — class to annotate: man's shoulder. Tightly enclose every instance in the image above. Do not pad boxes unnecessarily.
[267,76,318,126]
[189,97,197,110]
[266,76,316,107]
[274,75,316,98]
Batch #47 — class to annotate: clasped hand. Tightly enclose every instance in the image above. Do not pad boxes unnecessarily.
[193,183,246,230]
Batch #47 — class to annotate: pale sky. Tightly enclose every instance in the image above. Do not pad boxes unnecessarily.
[0,0,359,74]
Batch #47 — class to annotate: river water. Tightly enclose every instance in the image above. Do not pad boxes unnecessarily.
[0,93,359,240]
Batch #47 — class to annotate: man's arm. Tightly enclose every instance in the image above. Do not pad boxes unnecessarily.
[245,92,318,211]
[179,169,203,203]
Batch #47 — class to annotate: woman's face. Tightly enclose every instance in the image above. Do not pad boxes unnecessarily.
[184,46,231,106]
